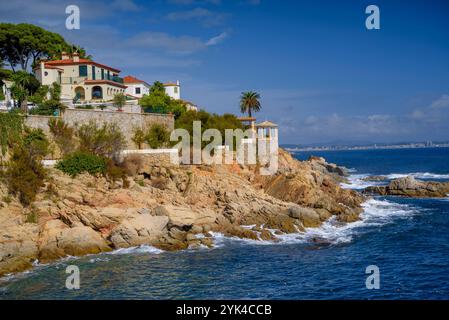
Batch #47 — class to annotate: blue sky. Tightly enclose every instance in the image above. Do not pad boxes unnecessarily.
[1,0,449,144]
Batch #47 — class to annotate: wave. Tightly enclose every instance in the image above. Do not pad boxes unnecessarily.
[340,174,387,190]
[208,199,418,247]
[106,245,164,255]
[386,172,449,180]
[341,171,449,190]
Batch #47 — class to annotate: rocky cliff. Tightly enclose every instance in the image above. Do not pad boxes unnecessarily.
[0,149,364,276]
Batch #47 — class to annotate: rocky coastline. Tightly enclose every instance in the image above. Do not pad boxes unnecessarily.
[0,150,364,277]
[364,176,449,198]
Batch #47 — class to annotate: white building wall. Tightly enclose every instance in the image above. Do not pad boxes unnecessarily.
[164,80,181,100]
[125,83,150,98]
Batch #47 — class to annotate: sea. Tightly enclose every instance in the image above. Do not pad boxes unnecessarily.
[1,147,448,300]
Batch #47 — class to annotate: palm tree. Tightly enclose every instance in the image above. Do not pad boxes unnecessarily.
[240,91,261,118]
[113,93,126,112]
[11,71,33,113]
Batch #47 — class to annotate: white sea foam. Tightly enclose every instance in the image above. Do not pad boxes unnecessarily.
[208,199,418,247]
[341,171,449,190]
[386,172,449,180]
[106,245,164,255]
[340,174,387,189]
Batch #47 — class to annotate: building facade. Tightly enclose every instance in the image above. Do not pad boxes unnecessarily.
[123,76,150,98]
[163,80,181,100]
[34,52,126,104]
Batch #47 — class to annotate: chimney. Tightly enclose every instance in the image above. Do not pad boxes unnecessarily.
[73,52,80,62]
[61,52,69,60]
[176,80,180,86]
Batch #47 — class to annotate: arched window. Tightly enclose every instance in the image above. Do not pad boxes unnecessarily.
[74,86,85,101]
[92,86,103,99]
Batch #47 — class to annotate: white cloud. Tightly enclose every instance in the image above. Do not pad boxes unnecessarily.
[166,7,228,26]
[111,0,140,12]
[430,94,449,109]
[128,31,206,54]
[206,31,228,46]
[127,30,228,54]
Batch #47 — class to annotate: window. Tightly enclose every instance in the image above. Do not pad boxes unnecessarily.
[92,66,96,80]
[107,70,110,80]
[101,69,104,80]
[44,71,48,76]
[174,87,178,94]
[135,87,141,94]
[79,65,88,77]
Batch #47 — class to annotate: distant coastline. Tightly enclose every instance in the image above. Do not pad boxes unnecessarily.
[283,142,449,152]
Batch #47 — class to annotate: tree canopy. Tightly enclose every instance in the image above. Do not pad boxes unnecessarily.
[0,23,87,72]
[139,81,187,118]
[240,91,261,118]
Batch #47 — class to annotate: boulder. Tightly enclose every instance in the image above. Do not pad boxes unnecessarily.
[288,206,321,227]
[0,224,39,276]
[109,215,169,248]
[154,205,216,227]
[364,176,449,198]
[57,226,111,256]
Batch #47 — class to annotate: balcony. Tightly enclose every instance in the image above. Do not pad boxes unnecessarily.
[61,75,124,85]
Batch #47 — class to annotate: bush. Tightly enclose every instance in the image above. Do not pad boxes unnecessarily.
[131,128,145,149]
[23,127,50,159]
[75,104,94,109]
[0,110,23,157]
[48,118,75,156]
[151,176,168,190]
[121,154,143,176]
[77,121,126,159]
[1,126,51,206]
[56,152,107,177]
[145,124,170,149]
[105,160,129,187]
[29,99,64,115]
[5,146,47,206]
[175,110,243,148]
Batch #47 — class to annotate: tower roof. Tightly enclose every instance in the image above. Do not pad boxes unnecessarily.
[256,120,278,128]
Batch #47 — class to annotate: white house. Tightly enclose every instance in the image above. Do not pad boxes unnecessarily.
[123,75,150,98]
[163,80,181,100]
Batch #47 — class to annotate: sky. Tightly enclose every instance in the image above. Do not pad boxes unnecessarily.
[1,0,448,145]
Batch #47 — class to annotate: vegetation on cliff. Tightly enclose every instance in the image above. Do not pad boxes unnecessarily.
[139,81,186,118]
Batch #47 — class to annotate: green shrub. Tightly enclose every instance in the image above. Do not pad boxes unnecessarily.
[75,104,94,109]
[174,110,243,148]
[48,118,75,156]
[77,121,126,159]
[26,210,38,223]
[29,99,64,115]
[145,124,170,149]
[131,128,145,149]
[0,110,23,156]
[56,152,107,177]
[105,159,129,187]
[23,127,50,159]
[5,146,47,206]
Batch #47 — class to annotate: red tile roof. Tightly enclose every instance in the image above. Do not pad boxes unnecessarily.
[123,75,145,84]
[43,58,121,73]
[84,80,127,89]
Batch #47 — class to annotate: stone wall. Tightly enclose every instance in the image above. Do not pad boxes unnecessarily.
[24,109,174,148]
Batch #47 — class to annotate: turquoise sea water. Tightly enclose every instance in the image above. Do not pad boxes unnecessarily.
[1,148,449,299]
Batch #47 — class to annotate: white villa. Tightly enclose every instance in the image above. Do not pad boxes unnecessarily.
[123,76,150,98]
[33,52,126,104]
